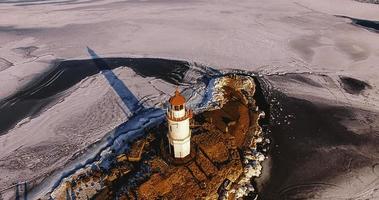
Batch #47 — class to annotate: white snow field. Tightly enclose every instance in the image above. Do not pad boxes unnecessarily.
[0,0,379,199]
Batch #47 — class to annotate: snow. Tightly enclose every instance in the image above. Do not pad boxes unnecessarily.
[0,0,378,100]
[0,0,379,199]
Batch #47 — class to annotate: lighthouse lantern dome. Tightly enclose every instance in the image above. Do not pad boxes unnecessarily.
[169,89,186,109]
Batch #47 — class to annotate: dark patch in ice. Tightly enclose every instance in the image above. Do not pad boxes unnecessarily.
[339,76,371,95]
[220,10,234,14]
[0,26,42,35]
[0,57,14,71]
[258,90,379,199]
[354,0,379,4]
[337,15,379,33]
[12,46,38,58]
[0,57,189,135]
[120,58,189,85]
[287,74,323,88]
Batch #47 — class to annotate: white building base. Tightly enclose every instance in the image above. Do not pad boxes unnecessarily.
[168,134,191,158]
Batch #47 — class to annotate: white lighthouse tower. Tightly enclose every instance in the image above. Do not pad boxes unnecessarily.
[167,89,192,158]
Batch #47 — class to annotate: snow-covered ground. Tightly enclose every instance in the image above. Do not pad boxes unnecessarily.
[0,0,379,199]
[0,0,378,100]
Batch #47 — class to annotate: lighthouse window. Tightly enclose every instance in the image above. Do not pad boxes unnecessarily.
[180,105,184,110]
[174,105,180,111]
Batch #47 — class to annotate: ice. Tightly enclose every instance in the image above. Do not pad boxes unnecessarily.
[0,0,379,199]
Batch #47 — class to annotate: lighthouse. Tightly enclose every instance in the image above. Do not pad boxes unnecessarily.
[167,89,192,158]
